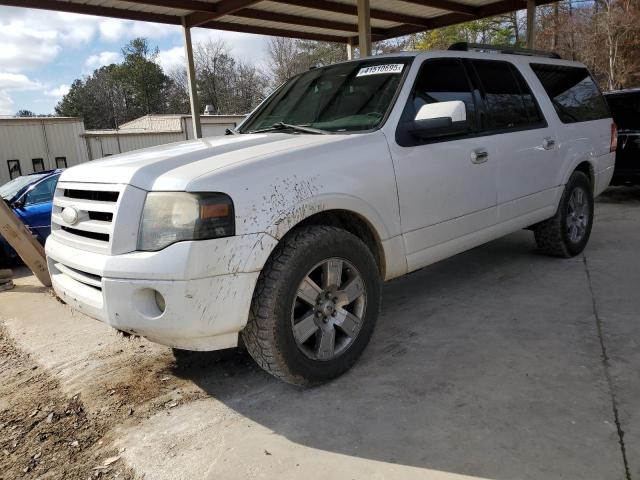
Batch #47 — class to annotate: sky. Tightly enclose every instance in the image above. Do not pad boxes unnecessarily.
[0,6,272,116]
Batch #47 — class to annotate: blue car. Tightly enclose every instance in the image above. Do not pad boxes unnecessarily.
[0,170,62,264]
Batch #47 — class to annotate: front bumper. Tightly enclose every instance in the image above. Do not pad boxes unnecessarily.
[45,233,277,350]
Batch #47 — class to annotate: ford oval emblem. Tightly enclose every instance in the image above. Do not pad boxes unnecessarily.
[62,206,80,225]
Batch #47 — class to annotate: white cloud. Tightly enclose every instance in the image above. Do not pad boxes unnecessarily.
[0,72,42,91]
[84,51,122,72]
[46,84,70,98]
[0,72,43,115]
[98,18,179,43]
[0,91,14,115]
[191,31,268,67]
[156,47,184,73]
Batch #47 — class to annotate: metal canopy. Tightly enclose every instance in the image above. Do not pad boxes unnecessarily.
[1,0,550,45]
[2,0,549,138]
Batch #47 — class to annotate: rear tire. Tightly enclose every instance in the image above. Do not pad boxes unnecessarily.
[242,226,380,386]
[534,171,594,257]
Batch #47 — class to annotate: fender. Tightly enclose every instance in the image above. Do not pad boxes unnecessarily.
[557,139,597,187]
[240,193,407,280]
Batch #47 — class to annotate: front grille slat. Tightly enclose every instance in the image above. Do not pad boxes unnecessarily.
[53,262,102,290]
[63,189,119,202]
[61,226,110,242]
[51,183,123,249]
[88,211,113,222]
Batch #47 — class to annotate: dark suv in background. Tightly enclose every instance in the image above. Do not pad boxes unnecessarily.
[605,89,640,185]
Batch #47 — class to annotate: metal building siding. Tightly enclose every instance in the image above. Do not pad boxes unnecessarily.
[0,118,90,184]
[118,133,186,152]
[43,120,90,168]
[0,121,48,184]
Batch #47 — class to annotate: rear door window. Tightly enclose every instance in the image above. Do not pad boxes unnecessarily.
[471,59,544,131]
[530,64,610,123]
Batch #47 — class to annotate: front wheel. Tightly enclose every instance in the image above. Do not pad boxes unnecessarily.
[242,226,380,386]
[534,171,594,257]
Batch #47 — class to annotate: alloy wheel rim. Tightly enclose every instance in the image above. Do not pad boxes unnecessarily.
[567,186,589,243]
[291,258,366,361]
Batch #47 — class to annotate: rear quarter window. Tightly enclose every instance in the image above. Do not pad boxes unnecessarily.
[530,64,610,123]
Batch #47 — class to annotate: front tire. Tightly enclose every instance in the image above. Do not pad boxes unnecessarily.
[534,171,594,257]
[242,226,380,386]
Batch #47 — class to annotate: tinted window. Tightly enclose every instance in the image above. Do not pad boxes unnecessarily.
[7,160,21,180]
[55,156,67,168]
[512,67,544,124]
[531,64,609,123]
[24,175,58,206]
[411,58,476,127]
[32,158,45,173]
[606,92,640,130]
[472,60,541,130]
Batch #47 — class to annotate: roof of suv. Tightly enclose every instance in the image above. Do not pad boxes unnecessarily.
[358,49,584,68]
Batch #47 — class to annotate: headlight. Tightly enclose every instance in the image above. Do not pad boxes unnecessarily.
[137,192,234,251]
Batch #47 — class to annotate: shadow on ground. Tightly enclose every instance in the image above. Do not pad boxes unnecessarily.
[169,207,630,480]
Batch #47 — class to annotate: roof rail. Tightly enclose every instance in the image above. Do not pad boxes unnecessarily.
[448,42,561,59]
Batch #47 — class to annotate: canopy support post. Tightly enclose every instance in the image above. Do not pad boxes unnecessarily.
[526,0,536,49]
[347,37,354,60]
[357,0,372,57]
[182,17,202,139]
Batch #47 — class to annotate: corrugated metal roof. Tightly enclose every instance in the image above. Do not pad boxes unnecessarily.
[1,0,553,43]
[86,114,245,135]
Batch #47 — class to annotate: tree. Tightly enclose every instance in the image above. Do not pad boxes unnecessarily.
[56,38,175,129]
[15,110,35,117]
[166,39,269,115]
[266,37,347,86]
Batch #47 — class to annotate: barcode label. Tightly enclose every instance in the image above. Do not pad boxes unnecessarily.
[356,64,404,77]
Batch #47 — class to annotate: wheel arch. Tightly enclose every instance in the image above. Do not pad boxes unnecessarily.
[262,195,401,280]
[573,161,595,190]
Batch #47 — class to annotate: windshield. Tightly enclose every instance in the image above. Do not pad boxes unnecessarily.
[0,174,47,201]
[239,58,412,134]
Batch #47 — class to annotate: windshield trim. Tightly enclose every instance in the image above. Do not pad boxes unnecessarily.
[238,56,415,136]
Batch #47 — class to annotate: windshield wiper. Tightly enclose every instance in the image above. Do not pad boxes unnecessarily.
[249,122,329,135]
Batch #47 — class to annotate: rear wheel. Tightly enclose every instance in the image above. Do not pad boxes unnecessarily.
[242,226,380,386]
[534,171,594,257]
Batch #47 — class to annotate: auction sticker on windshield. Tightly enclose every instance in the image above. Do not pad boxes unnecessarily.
[356,64,404,77]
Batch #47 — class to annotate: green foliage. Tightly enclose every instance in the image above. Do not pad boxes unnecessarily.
[15,110,35,117]
[414,14,524,51]
[55,38,174,129]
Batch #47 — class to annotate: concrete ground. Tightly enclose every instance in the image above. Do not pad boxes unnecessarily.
[1,187,638,480]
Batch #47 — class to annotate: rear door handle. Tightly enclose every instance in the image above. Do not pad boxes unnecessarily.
[471,149,489,164]
[543,137,556,150]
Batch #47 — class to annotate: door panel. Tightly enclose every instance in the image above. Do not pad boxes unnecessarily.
[469,59,560,220]
[389,57,498,268]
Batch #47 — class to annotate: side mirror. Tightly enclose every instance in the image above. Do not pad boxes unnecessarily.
[409,100,468,139]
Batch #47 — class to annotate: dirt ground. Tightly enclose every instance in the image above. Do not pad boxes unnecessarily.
[0,324,244,479]
[0,325,137,479]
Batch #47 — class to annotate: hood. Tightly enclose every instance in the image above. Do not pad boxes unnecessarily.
[62,133,346,191]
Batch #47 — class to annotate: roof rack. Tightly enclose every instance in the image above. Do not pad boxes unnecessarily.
[448,42,561,59]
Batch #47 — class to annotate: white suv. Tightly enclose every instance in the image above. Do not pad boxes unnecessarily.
[45,47,616,385]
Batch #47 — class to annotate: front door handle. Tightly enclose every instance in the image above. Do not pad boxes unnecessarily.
[543,137,556,150]
[471,149,489,164]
